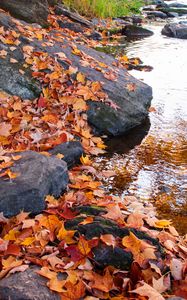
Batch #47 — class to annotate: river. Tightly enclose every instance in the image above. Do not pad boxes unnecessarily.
[96,18,187,235]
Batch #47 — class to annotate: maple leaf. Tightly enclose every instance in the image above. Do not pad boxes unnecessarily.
[77,72,85,84]
[104,70,117,81]
[126,83,136,92]
[87,268,114,293]
[100,234,116,248]
[103,203,124,221]
[0,123,12,137]
[131,281,165,300]
[80,155,92,166]
[78,236,91,256]
[154,219,172,228]
[57,223,76,244]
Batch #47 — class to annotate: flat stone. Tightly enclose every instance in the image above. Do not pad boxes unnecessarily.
[0,151,68,217]
[0,267,60,300]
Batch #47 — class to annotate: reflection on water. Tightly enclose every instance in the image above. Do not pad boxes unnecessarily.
[96,23,187,234]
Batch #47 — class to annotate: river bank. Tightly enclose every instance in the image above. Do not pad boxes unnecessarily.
[0,1,186,299]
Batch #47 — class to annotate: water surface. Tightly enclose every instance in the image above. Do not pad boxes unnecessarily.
[96,22,187,234]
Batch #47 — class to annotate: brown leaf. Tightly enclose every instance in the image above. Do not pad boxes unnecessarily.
[131,281,165,300]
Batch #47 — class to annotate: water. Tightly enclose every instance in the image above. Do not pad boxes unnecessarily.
[96,21,187,235]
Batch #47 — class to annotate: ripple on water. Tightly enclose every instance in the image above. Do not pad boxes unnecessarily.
[95,21,187,234]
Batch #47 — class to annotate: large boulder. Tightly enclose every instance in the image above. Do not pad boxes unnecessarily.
[0,151,68,217]
[0,12,152,136]
[162,23,187,39]
[0,267,60,300]
[0,0,49,25]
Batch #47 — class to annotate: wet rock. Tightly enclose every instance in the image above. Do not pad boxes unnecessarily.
[93,244,133,270]
[146,11,168,19]
[0,151,68,217]
[120,16,143,25]
[153,0,168,7]
[162,23,187,39]
[160,7,187,15]
[0,267,60,300]
[167,12,179,18]
[0,0,49,26]
[57,20,84,33]
[0,12,152,136]
[121,24,154,38]
[49,141,84,168]
[168,3,187,8]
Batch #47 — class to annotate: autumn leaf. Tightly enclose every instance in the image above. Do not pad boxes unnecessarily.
[100,234,116,248]
[131,281,165,300]
[80,155,92,166]
[77,72,85,84]
[57,223,76,244]
[103,204,124,221]
[122,232,141,255]
[126,83,136,92]
[154,219,172,228]
[78,236,91,256]
[0,123,12,137]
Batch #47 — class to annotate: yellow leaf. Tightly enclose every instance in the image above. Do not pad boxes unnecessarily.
[21,237,35,246]
[77,72,85,84]
[80,155,92,166]
[57,224,76,244]
[4,229,19,241]
[154,219,172,228]
[78,236,91,256]
[122,232,141,255]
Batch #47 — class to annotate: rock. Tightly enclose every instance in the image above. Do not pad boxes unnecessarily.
[0,12,152,136]
[160,7,187,15]
[93,244,133,270]
[162,23,187,39]
[167,296,185,300]
[146,11,168,18]
[121,24,154,38]
[166,12,179,17]
[0,46,42,100]
[57,20,84,33]
[168,3,187,8]
[87,31,102,41]
[49,141,84,168]
[0,267,60,300]
[0,151,68,217]
[0,0,49,26]
[120,16,143,25]
[153,0,168,7]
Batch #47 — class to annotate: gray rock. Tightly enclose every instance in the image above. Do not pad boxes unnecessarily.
[0,267,60,300]
[168,2,187,8]
[167,296,185,300]
[0,151,68,217]
[146,10,168,18]
[162,23,187,39]
[0,12,152,136]
[0,0,49,26]
[121,24,154,38]
[0,48,41,100]
[49,141,84,168]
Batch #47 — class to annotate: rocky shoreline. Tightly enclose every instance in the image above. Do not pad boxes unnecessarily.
[0,1,186,299]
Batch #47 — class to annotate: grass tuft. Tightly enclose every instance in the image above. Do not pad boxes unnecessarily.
[63,0,143,18]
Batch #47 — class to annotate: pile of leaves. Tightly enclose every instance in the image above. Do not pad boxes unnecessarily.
[0,8,186,300]
[0,160,187,299]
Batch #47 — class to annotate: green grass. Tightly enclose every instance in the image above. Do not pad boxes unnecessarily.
[63,0,143,18]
